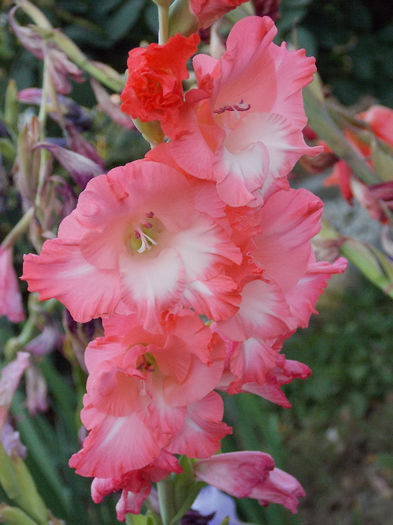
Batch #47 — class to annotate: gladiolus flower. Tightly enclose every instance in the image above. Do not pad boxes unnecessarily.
[22,159,241,328]
[121,34,199,128]
[69,311,229,479]
[168,16,321,206]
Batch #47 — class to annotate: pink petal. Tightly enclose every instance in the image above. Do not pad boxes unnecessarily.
[249,467,305,513]
[69,411,162,478]
[22,240,121,323]
[194,451,275,498]
[168,392,231,458]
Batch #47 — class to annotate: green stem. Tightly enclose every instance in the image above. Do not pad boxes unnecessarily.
[35,57,51,211]
[157,478,176,525]
[1,207,34,250]
[158,4,170,45]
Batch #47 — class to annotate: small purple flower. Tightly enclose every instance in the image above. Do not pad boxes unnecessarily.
[191,487,241,525]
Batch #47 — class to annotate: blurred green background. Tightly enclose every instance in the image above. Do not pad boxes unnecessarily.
[1,1,392,524]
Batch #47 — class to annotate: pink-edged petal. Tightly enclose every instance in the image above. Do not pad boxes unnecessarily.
[242,358,311,408]
[116,487,151,519]
[213,17,278,111]
[249,467,305,513]
[87,368,143,417]
[230,338,281,385]
[182,274,241,321]
[285,256,347,328]
[167,392,231,458]
[218,279,294,342]
[69,412,162,478]
[252,188,323,292]
[193,54,220,91]
[163,352,224,407]
[169,100,224,181]
[22,240,121,323]
[268,43,317,128]
[242,381,292,409]
[174,216,242,281]
[215,140,269,207]
[194,451,275,498]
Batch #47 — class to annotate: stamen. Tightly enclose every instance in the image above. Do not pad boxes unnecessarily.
[214,99,251,115]
[143,222,153,229]
[135,228,157,254]
[146,211,154,218]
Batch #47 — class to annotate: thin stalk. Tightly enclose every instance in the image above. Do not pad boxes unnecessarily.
[35,57,51,210]
[1,207,34,250]
[158,4,170,45]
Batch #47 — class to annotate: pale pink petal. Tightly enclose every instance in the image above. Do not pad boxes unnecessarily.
[230,338,281,385]
[252,188,323,293]
[249,467,305,513]
[69,412,162,477]
[181,274,240,321]
[22,240,121,323]
[242,381,292,408]
[163,352,224,407]
[194,451,275,498]
[168,392,231,458]
[116,487,151,520]
[174,216,242,280]
[285,256,347,328]
[213,17,278,111]
[218,279,294,342]
[214,140,269,207]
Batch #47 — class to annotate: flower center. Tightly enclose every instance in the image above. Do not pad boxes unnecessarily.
[124,211,164,255]
[136,352,156,373]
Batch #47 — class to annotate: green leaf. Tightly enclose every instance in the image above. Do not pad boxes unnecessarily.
[11,393,71,518]
[125,514,147,525]
[0,504,39,525]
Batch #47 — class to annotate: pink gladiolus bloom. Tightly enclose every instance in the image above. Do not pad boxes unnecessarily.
[0,247,25,323]
[22,159,242,328]
[168,16,321,206]
[194,451,305,513]
[69,311,230,479]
